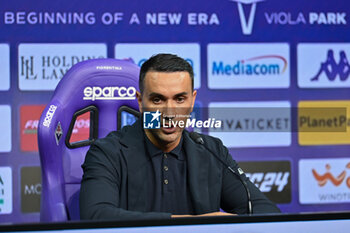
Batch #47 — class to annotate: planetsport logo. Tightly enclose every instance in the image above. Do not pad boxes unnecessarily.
[83,86,136,101]
[229,0,264,35]
[311,50,350,82]
[299,158,350,204]
[298,100,350,145]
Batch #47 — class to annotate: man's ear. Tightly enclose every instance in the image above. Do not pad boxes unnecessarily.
[190,90,197,112]
[136,91,143,113]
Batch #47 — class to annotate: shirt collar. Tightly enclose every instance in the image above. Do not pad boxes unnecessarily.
[144,131,184,160]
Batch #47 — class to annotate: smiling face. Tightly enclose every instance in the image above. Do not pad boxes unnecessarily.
[137,71,197,152]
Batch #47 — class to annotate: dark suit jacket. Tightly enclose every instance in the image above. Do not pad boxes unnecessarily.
[80,120,280,220]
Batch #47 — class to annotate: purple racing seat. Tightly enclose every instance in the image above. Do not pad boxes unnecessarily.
[38,59,140,222]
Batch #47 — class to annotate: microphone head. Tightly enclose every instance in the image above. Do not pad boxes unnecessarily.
[189,132,204,145]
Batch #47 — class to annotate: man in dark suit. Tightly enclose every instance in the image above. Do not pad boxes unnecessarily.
[80,54,280,220]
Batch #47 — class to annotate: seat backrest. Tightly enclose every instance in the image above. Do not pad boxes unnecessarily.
[38,59,140,222]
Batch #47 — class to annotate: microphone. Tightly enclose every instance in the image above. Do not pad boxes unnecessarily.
[189,132,253,215]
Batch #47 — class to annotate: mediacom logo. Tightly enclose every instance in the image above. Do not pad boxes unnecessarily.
[298,101,350,145]
[298,43,350,88]
[239,161,291,204]
[114,43,201,89]
[209,101,291,148]
[0,167,12,214]
[20,105,46,152]
[18,43,107,91]
[0,44,10,91]
[299,158,350,204]
[208,43,290,89]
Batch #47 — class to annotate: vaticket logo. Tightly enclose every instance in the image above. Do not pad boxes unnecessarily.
[143,110,161,129]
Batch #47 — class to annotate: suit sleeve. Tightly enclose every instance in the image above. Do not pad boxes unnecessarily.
[218,140,281,215]
[79,141,171,220]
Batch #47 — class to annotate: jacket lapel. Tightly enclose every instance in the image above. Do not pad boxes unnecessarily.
[183,131,211,214]
[119,120,150,211]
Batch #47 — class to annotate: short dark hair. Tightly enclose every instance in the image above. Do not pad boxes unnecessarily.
[139,53,194,94]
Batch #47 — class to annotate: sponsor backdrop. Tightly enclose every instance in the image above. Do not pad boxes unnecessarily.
[0,0,350,223]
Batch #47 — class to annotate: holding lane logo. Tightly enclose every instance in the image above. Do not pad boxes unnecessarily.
[18,43,107,91]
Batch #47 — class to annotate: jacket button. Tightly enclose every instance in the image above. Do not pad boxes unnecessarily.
[164,179,169,185]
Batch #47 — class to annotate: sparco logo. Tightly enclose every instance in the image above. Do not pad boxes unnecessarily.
[239,161,291,203]
[43,105,57,127]
[83,86,136,101]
